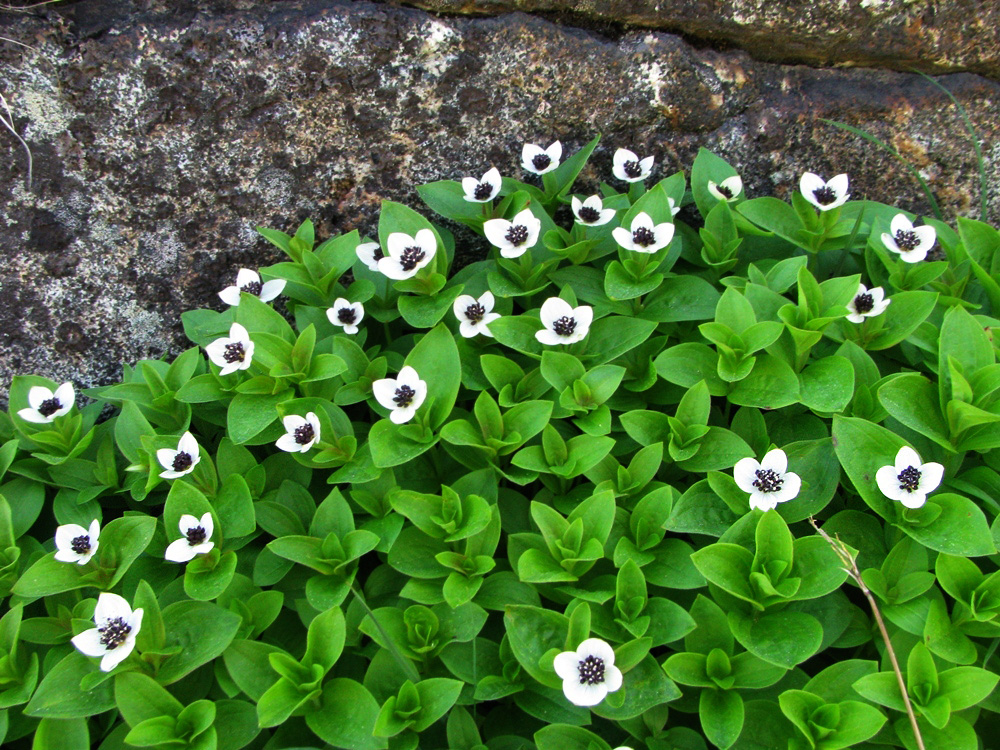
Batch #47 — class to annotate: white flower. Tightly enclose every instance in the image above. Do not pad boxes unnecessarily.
[612,211,675,254]
[845,283,891,323]
[462,167,501,203]
[521,141,562,175]
[553,638,624,707]
[218,268,285,307]
[157,431,202,480]
[54,519,100,565]
[17,382,74,424]
[484,208,541,258]
[667,197,681,216]
[327,298,364,335]
[372,365,428,425]
[571,195,616,227]
[707,175,743,202]
[875,446,944,509]
[536,297,593,346]
[205,323,254,376]
[453,291,500,338]
[612,148,654,183]
[356,241,384,272]
[71,592,143,672]
[276,412,321,453]
[881,214,937,263]
[165,512,215,563]
[733,448,801,512]
[799,172,849,211]
[378,229,437,280]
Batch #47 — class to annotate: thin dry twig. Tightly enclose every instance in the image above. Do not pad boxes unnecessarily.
[0,90,32,191]
[809,517,926,750]
[0,0,63,13]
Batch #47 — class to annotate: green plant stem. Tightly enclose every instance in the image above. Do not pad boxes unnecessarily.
[350,583,421,683]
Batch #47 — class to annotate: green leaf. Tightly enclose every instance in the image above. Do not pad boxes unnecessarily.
[156,602,242,685]
[728,611,824,669]
[114,673,182,726]
[700,689,744,750]
[305,678,386,750]
[504,605,568,690]
[31,717,89,750]
[24,652,115,718]
[798,356,854,413]
[728,355,800,409]
[864,290,938,350]
[900,493,996,557]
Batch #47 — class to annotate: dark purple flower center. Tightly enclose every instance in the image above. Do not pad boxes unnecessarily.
[99,617,132,649]
[632,227,656,247]
[223,342,246,364]
[578,206,600,223]
[505,224,529,246]
[337,307,357,324]
[172,451,193,473]
[623,159,643,178]
[473,181,493,200]
[71,534,91,555]
[753,468,783,493]
[186,525,207,545]
[552,316,577,337]
[898,465,921,492]
[853,293,874,314]
[716,184,733,198]
[813,186,837,205]
[465,303,486,323]
[894,229,919,251]
[38,397,62,417]
[577,655,606,685]
[531,153,551,171]
[294,423,315,445]
[399,246,425,272]
[240,280,262,296]
[394,385,416,408]
[373,247,385,262]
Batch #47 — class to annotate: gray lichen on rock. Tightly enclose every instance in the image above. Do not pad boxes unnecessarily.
[0,0,997,401]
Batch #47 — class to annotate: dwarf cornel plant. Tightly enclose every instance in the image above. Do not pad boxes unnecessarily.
[3,137,1000,750]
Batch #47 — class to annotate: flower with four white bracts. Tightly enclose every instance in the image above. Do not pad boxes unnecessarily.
[846,283,891,323]
[484,208,541,258]
[55,519,100,565]
[378,229,437,280]
[734,448,801,512]
[218,268,286,307]
[454,291,501,338]
[521,141,562,175]
[536,297,593,346]
[553,638,624,707]
[612,211,675,254]
[165,512,215,563]
[71,592,143,672]
[327,298,364,335]
[157,431,202,480]
[276,412,321,453]
[356,242,384,272]
[882,214,937,263]
[612,148,654,183]
[18,382,74,424]
[800,172,849,212]
[462,167,502,203]
[667,197,681,216]
[571,195,617,227]
[205,323,255,376]
[875,446,944,509]
[373,365,428,425]
[708,175,743,202]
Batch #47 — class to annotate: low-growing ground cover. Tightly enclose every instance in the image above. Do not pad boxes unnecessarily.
[2,137,1000,749]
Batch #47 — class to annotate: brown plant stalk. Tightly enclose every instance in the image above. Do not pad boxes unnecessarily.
[809,517,925,750]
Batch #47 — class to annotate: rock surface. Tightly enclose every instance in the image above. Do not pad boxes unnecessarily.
[403,0,1000,79]
[0,0,998,400]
